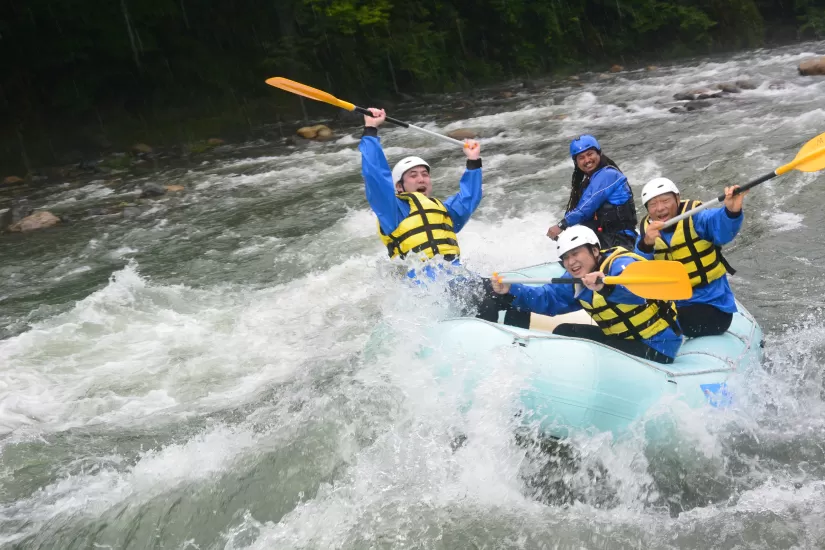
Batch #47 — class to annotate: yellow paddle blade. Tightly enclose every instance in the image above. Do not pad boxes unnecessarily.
[777,131,825,174]
[265,77,356,111]
[602,260,693,301]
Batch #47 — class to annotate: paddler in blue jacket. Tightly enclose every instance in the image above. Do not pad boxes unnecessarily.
[359,107,530,328]
[492,225,682,364]
[547,135,638,250]
[636,177,747,338]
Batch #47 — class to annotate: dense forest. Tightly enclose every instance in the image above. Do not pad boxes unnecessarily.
[1,0,823,171]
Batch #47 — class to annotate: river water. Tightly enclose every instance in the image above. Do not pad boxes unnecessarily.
[2,42,825,549]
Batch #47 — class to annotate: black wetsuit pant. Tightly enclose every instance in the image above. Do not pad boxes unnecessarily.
[469,278,532,329]
[553,323,675,364]
[677,304,733,338]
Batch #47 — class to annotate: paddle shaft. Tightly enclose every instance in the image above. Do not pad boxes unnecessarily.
[266,78,467,148]
[660,142,823,229]
[354,106,465,147]
[499,276,625,285]
[660,171,774,229]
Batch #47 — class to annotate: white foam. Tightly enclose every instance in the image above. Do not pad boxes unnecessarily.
[108,246,138,259]
[333,134,360,145]
[228,332,542,549]
[0,257,389,436]
[453,213,560,274]
[766,211,804,231]
[0,424,262,545]
[51,265,92,281]
[40,183,117,209]
[231,236,283,257]
[5,40,825,549]
[624,157,663,187]
[442,104,559,131]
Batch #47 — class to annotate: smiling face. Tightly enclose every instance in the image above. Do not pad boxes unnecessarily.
[645,192,680,222]
[561,244,599,278]
[396,166,432,196]
[574,149,601,175]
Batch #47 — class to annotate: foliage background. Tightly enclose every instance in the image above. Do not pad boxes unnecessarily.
[1,0,823,170]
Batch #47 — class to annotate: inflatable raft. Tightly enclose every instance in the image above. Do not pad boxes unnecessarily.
[427,261,764,439]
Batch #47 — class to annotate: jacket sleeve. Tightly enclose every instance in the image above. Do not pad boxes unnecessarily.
[563,167,628,227]
[634,233,655,259]
[442,159,483,233]
[509,280,582,316]
[359,132,407,235]
[692,207,744,246]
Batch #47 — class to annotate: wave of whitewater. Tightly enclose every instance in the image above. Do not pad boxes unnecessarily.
[2,41,825,549]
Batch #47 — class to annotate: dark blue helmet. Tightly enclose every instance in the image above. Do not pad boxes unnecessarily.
[569,135,601,159]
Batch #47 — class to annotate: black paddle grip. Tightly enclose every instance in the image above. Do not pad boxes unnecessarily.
[715,171,777,202]
[551,278,586,285]
[354,106,410,128]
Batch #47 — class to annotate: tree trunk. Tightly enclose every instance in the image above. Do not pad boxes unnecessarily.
[274,0,296,38]
[15,125,32,178]
[299,96,309,123]
[386,51,399,94]
[120,0,141,70]
[180,0,190,29]
[456,18,467,56]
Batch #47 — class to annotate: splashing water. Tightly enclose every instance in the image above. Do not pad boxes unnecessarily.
[2,41,825,549]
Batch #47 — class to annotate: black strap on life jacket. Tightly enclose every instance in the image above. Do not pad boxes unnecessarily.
[384,193,459,259]
[653,201,737,286]
[587,301,648,340]
[654,299,682,336]
[591,248,682,339]
[578,168,638,235]
[595,200,638,233]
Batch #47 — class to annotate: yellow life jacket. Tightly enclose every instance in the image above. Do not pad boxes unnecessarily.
[578,247,680,340]
[378,192,461,260]
[641,200,735,288]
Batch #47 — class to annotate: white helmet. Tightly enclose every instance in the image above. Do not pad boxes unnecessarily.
[641,177,680,206]
[392,156,430,184]
[557,225,600,258]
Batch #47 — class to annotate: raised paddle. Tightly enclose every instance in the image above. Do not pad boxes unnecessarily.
[265,77,466,148]
[661,131,825,229]
[494,260,693,301]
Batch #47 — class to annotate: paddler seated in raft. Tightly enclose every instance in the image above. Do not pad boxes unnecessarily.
[359,107,531,328]
[491,226,683,364]
[546,134,638,250]
[636,177,747,338]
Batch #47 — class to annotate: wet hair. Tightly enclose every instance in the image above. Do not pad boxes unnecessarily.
[564,152,622,214]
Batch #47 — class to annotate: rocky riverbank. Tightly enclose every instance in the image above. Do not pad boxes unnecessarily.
[2,55,822,234]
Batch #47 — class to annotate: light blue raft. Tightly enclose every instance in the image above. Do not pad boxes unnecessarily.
[427,261,764,439]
